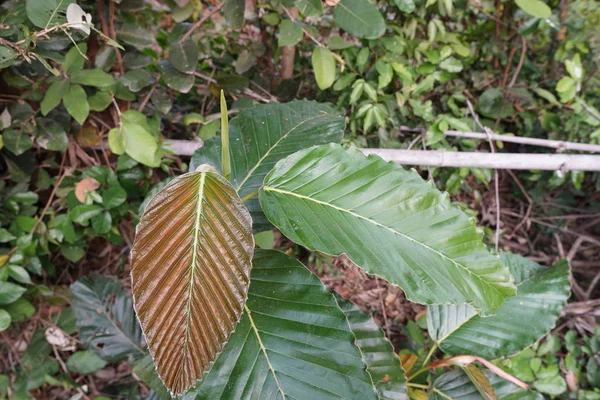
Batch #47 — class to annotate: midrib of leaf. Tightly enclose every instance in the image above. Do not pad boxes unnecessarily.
[338,2,370,27]
[431,388,453,400]
[243,304,286,399]
[182,172,206,361]
[176,42,189,67]
[101,305,145,355]
[434,272,532,345]
[262,185,504,298]
[235,113,330,193]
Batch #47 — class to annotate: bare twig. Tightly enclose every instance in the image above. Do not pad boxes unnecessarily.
[508,37,527,88]
[180,3,224,42]
[138,78,159,112]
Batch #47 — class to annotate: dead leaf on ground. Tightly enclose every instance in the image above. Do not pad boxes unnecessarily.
[75,178,100,203]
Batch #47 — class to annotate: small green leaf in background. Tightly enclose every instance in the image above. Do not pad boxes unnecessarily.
[103,186,127,209]
[70,69,116,88]
[41,80,70,115]
[63,84,90,125]
[117,24,156,49]
[395,0,416,13]
[312,47,336,90]
[440,57,463,73]
[515,0,552,19]
[0,281,26,305]
[278,20,303,47]
[224,0,245,29]
[0,309,11,331]
[120,110,161,167]
[298,0,323,17]
[91,212,112,234]
[64,43,87,74]
[376,61,393,89]
[70,204,104,225]
[169,40,199,74]
[3,130,33,155]
[157,60,195,93]
[108,128,126,155]
[66,351,107,374]
[119,70,156,92]
[254,230,274,249]
[333,0,386,39]
[88,91,113,112]
[36,119,69,152]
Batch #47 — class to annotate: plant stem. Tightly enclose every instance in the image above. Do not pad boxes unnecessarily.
[407,343,437,381]
[406,383,430,390]
[240,190,258,202]
[220,90,231,180]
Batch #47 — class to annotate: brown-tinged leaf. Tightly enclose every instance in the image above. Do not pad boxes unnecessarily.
[463,364,499,400]
[131,168,254,395]
[75,178,101,203]
[75,126,101,147]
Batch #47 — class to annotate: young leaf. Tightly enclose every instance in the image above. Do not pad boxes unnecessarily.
[185,250,378,399]
[333,0,386,39]
[312,47,336,90]
[71,275,144,361]
[190,101,345,232]
[427,254,571,359]
[259,144,516,315]
[63,84,90,125]
[335,294,408,399]
[131,169,254,395]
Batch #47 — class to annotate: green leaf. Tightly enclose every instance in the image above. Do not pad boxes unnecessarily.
[117,23,155,48]
[108,128,126,155]
[186,249,378,399]
[63,84,89,125]
[515,0,552,19]
[0,281,26,305]
[3,130,33,156]
[190,101,345,232]
[312,47,336,90]
[41,79,70,115]
[69,204,103,225]
[298,0,323,17]
[254,230,274,249]
[376,61,393,89]
[64,43,87,74]
[278,20,303,47]
[431,368,543,400]
[223,0,245,29]
[157,59,195,93]
[120,110,160,167]
[36,118,68,151]
[428,254,570,359]
[333,0,386,39]
[91,211,112,234]
[66,351,107,374]
[70,69,116,88]
[119,69,156,92]
[8,265,31,284]
[440,57,463,73]
[259,144,516,315]
[3,297,35,321]
[335,295,407,399]
[88,91,113,111]
[131,170,254,394]
[0,46,18,69]
[394,0,415,13]
[0,309,10,331]
[334,73,357,91]
[71,275,144,361]
[133,353,171,400]
[169,40,199,74]
[26,0,74,28]
[103,186,127,209]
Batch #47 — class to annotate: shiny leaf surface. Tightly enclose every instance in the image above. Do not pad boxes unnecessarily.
[259,144,516,315]
[428,254,570,359]
[191,100,345,232]
[184,250,378,400]
[131,168,254,394]
[430,368,543,400]
[335,294,408,399]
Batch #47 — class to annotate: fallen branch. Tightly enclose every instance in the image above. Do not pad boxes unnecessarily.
[399,127,600,153]
[162,139,600,171]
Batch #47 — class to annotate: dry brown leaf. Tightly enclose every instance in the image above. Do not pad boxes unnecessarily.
[75,178,100,203]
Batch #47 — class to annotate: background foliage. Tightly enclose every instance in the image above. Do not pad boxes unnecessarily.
[0,0,598,399]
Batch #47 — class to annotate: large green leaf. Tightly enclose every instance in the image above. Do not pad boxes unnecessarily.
[427,254,570,360]
[259,144,516,315]
[312,47,336,90]
[131,168,254,395]
[183,250,378,399]
[190,100,345,232]
[71,275,144,362]
[333,0,386,39]
[335,294,407,399]
[430,368,543,400]
[26,0,75,28]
